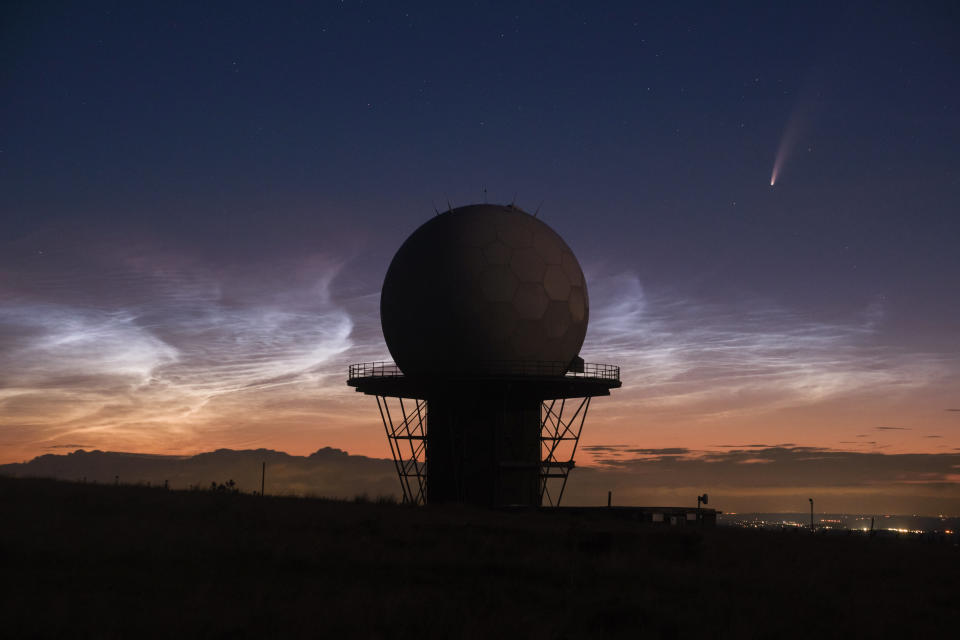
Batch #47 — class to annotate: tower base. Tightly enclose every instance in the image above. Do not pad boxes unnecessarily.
[349,362,619,507]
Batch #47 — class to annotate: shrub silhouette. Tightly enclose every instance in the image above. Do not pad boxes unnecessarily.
[210,479,238,494]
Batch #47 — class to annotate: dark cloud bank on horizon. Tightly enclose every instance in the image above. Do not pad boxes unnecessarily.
[3,445,958,515]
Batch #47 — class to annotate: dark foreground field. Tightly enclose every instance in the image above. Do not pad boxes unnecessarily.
[1,477,957,639]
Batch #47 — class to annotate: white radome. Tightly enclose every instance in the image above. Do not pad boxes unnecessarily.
[380,204,588,375]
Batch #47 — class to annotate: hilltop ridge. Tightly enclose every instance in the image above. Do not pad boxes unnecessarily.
[1,475,958,638]
[0,447,397,499]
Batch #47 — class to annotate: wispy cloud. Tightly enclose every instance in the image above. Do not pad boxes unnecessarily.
[580,272,948,417]
[0,248,354,452]
[44,443,94,450]
[1,250,956,463]
[582,445,690,457]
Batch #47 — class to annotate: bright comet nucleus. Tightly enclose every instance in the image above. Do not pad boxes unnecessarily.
[769,106,805,187]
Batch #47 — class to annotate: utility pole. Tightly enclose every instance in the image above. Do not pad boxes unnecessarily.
[261,461,266,496]
[809,498,814,531]
[607,490,612,507]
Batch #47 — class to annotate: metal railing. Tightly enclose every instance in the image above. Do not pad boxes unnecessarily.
[349,362,404,379]
[348,360,619,382]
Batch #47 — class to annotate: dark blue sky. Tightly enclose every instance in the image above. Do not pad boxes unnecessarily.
[4,2,958,319]
[1,1,958,472]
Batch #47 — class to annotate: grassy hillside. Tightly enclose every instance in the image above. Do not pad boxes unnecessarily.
[1,476,957,638]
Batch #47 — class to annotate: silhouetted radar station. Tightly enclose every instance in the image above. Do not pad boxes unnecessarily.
[348,204,621,507]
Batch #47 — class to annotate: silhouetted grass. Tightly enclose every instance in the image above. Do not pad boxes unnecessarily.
[1,476,957,638]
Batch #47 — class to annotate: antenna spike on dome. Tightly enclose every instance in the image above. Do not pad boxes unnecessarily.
[482,186,488,203]
[443,194,453,213]
[534,200,544,217]
[432,200,440,216]
[510,192,517,207]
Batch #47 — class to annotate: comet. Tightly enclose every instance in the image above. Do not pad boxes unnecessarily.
[770,107,804,187]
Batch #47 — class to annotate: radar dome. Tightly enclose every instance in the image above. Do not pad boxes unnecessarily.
[380,204,589,375]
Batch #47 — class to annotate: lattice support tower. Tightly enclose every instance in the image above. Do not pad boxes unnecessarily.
[354,362,616,507]
[375,396,427,505]
[540,397,591,507]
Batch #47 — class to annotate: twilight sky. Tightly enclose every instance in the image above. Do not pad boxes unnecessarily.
[2,2,958,510]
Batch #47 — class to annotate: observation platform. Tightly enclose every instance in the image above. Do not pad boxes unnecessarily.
[347,360,621,400]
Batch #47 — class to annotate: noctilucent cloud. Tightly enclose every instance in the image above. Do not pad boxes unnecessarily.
[1,2,958,508]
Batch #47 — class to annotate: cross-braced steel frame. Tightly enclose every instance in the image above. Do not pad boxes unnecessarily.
[376,396,427,505]
[540,397,591,507]
[375,394,591,507]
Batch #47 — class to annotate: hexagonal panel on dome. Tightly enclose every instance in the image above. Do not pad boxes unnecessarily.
[533,229,564,265]
[479,265,519,302]
[454,213,499,247]
[543,264,571,300]
[542,335,573,363]
[561,251,584,286]
[510,318,549,360]
[568,286,586,323]
[513,282,550,319]
[483,240,512,265]
[542,300,572,338]
[455,245,487,281]
[484,301,520,340]
[510,249,547,283]
[498,223,533,249]
[448,285,486,319]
